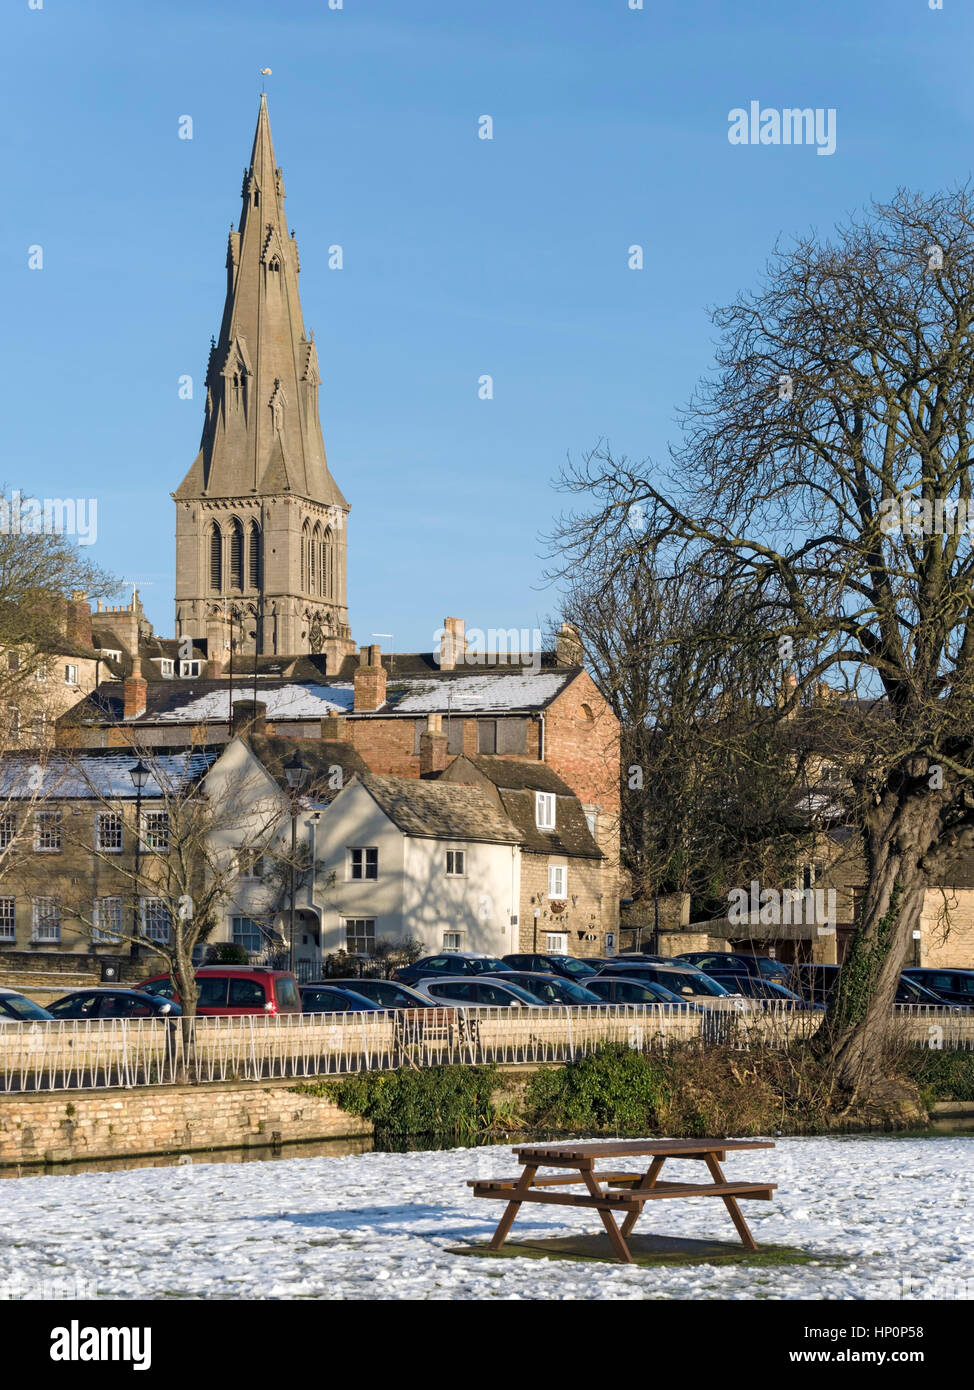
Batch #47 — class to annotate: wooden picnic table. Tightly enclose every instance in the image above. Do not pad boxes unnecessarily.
[469,1138,776,1264]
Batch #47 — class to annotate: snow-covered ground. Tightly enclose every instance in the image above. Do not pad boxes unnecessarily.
[0,1136,971,1300]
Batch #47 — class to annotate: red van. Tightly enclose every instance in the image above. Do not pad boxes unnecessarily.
[138,966,301,1016]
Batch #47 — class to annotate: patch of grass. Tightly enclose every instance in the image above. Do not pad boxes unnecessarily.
[448,1240,831,1270]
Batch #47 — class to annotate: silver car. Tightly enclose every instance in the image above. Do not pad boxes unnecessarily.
[410,976,546,1007]
[0,987,54,1023]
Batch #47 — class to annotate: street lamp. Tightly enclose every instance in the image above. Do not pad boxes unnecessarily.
[129,759,151,959]
[284,752,308,973]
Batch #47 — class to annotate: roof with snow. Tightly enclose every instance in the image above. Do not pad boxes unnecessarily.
[0,750,217,800]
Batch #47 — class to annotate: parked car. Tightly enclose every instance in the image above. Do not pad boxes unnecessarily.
[483,971,603,1005]
[138,966,301,1016]
[409,976,546,1007]
[791,964,957,1009]
[46,988,181,1019]
[322,978,434,1010]
[902,968,974,1006]
[706,974,817,1009]
[582,975,703,1010]
[0,987,54,1023]
[789,963,839,1006]
[678,952,792,987]
[393,953,513,984]
[501,953,599,980]
[300,984,380,1013]
[595,961,746,1008]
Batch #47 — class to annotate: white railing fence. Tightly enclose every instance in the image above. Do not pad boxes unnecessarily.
[0,1002,970,1093]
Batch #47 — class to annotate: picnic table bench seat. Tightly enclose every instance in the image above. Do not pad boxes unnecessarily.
[469,1138,776,1263]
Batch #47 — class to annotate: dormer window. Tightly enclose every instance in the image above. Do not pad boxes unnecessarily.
[179,660,201,678]
[535,792,556,830]
[159,659,174,677]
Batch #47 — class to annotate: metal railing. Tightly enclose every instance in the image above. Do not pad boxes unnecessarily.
[0,1002,969,1093]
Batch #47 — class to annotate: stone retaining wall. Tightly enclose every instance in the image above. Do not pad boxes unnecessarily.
[0,1079,371,1166]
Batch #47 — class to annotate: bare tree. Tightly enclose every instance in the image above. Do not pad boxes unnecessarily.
[556,542,816,925]
[552,187,974,1093]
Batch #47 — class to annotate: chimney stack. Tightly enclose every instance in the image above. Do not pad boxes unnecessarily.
[231,700,268,736]
[353,645,387,712]
[556,621,584,667]
[419,713,448,777]
[779,671,799,720]
[123,657,147,721]
[438,617,466,671]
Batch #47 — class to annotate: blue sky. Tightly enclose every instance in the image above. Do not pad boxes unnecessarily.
[4,0,973,652]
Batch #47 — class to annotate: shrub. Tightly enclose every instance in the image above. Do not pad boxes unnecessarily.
[329,1064,501,1138]
[524,1044,670,1133]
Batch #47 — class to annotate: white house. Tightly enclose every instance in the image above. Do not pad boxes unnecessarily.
[312,773,523,960]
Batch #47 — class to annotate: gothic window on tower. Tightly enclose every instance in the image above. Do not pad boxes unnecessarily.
[301,519,311,594]
[229,519,244,591]
[248,522,261,590]
[322,526,334,598]
[310,522,321,594]
[209,523,222,592]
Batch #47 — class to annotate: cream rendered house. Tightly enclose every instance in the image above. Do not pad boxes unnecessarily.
[313,774,523,960]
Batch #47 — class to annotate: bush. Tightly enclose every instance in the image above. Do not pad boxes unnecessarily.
[903,1048,974,1102]
[524,1045,671,1133]
[204,942,250,965]
[328,1064,501,1138]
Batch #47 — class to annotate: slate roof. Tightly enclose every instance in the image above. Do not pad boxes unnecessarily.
[242,734,368,801]
[357,773,522,845]
[61,679,354,727]
[439,756,603,860]
[0,750,216,800]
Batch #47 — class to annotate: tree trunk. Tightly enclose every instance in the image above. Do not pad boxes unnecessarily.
[174,947,198,1085]
[823,792,939,1095]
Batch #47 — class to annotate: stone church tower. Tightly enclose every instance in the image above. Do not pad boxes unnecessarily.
[173,95,353,663]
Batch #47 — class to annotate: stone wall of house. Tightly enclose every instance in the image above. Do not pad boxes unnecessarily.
[0,1079,371,1166]
[919,888,974,968]
[517,850,609,956]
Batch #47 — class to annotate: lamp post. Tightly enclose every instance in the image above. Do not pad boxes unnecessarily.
[128,758,150,960]
[284,752,308,972]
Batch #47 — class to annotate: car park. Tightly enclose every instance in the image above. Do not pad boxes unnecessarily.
[409,976,546,1007]
[46,988,181,1019]
[582,975,703,1010]
[138,966,301,1016]
[393,953,513,984]
[501,953,599,980]
[678,952,792,987]
[320,978,434,1010]
[595,961,746,1008]
[300,984,380,1013]
[0,987,54,1023]
[483,971,603,1005]
[901,968,974,1006]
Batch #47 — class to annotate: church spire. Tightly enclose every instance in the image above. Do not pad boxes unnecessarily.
[175,95,346,508]
[173,96,353,663]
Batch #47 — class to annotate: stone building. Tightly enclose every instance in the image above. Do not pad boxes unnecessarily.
[173,96,353,665]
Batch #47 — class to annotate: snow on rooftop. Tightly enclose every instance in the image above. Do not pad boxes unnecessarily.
[0,752,215,800]
[153,683,354,724]
[390,670,568,714]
